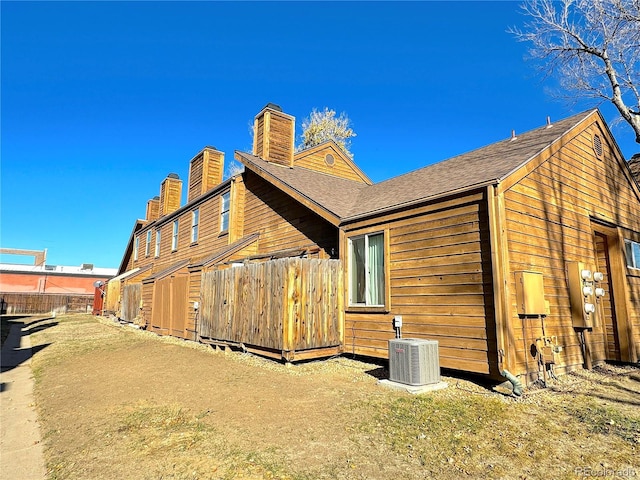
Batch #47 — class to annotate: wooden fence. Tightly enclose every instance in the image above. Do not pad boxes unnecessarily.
[122,283,142,322]
[199,258,343,361]
[0,293,94,315]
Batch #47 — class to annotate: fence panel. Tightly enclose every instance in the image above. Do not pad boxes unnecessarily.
[122,283,141,322]
[199,258,342,357]
[0,293,93,315]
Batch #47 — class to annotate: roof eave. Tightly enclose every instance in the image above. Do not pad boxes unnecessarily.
[341,179,498,224]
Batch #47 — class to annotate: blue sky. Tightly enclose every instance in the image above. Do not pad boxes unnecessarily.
[2,1,638,269]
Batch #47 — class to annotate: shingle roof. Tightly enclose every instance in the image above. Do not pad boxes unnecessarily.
[235,151,369,219]
[238,110,596,223]
[345,110,594,219]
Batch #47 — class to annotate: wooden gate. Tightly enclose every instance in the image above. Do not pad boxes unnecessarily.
[150,274,188,338]
[121,283,141,322]
[199,258,343,361]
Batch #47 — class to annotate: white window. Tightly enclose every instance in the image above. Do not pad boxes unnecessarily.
[155,229,161,257]
[625,239,640,269]
[145,230,151,256]
[172,220,179,251]
[191,208,199,243]
[134,236,139,261]
[348,232,385,306]
[220,191,230,232]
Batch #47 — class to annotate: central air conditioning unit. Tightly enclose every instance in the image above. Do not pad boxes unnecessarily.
[388,338,440,386]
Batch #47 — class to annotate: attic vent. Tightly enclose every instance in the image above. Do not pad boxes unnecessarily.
[593,134,603,158]
[325,153,335,166]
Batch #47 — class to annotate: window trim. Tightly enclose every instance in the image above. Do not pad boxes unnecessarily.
[191,208,199,244]
[145,230,152,257]
[171,220,179,252]
[346,229,390,312]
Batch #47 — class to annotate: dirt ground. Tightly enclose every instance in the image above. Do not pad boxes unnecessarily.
[28,315,640,480]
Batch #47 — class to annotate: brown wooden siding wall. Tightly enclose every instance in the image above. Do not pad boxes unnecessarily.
[160,177,182,216]
[503,123,640,376]
[268,113,294,166]
[254,115,265,158]
[188,154,204,202]
[243,171,338,257]
[188,148,224,203]
[146,198,159,222]
[344,191,496,375]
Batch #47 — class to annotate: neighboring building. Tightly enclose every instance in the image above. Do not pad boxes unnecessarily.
[110,104,640,385]
[0,248,116,314]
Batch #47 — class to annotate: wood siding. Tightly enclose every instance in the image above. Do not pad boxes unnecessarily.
[243,171,338,257]
[121,283,141,323]
[501,121,640,377]
[188,148,224,203]
[0,293,93,315]
[199,258,343,360]
[294,144,370,183]
[344,190,497,375]
[160,176,182,216]
[253,108,295,167]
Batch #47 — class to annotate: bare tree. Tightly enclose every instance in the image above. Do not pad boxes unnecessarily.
[510,0,640,143]
[297,107,357,158]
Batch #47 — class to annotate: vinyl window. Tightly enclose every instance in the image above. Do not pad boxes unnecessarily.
[134,237,139,261]
[155,229,161,257]
[191,208,199,243]
[172,220,179,251]
[348,232,385,307]
[220,192,230,232]
[625,239,640,269]
[145,230,152,256]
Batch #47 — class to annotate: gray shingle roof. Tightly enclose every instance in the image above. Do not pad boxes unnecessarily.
[235,152,369,219]
[237,110,596,223]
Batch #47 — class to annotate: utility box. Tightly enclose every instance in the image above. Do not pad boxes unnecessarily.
[567,262,601,329]
[515,271,546,315]
[388,338,440,386]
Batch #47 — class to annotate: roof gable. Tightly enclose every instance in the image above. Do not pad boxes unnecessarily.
[235,151,368,226]
[294,141,372,185]
[117,220,146,275]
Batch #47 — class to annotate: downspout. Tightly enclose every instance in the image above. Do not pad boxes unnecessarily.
[487,184,523,396]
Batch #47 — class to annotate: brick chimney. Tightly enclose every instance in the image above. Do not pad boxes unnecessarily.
[159,173,182,217]
[187,147,224,203]
[146,196,160,222]
[253,103,295,167]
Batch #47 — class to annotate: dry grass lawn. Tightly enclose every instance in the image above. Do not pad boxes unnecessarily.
[29,314,639,480]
